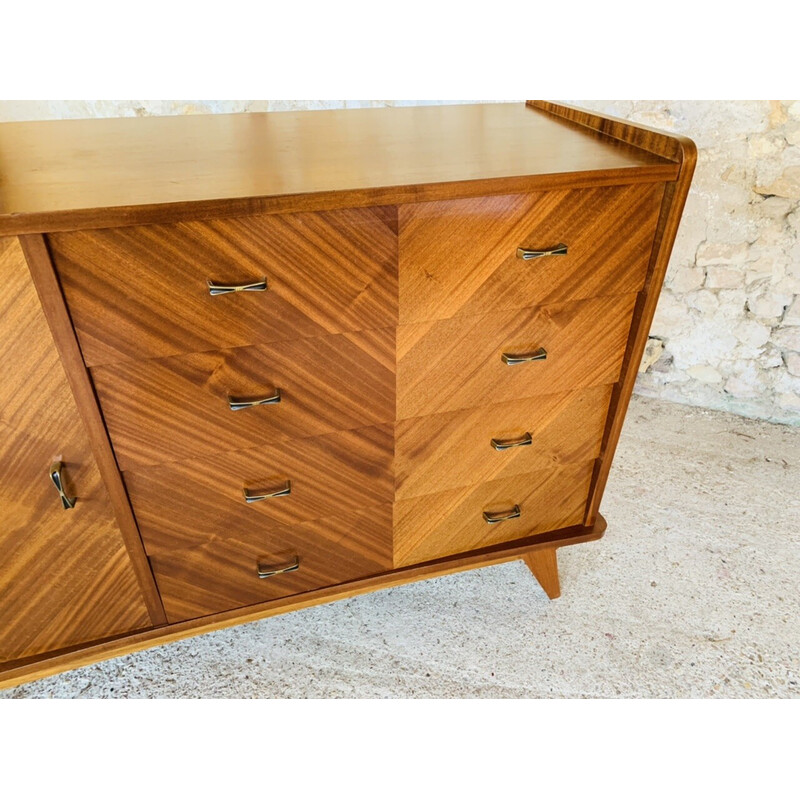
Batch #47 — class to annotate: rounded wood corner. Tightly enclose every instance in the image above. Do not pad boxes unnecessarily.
[591,512,608,539]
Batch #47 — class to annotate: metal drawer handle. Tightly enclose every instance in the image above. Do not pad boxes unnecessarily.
[207,277,268,296]
[257,555,300,579]
[228,389,282,411]
[483,505,521,524]
[491,432,533,451]
[501,347,547,365]
[516,243,568,260]
[49,461,76,510]
[243,480,292,503]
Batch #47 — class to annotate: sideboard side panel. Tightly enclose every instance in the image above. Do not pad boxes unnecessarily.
[583,145,697,523]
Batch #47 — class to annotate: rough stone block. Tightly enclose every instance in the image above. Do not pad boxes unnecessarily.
[639,338,665,374]
[696,242,750,267]
[686,290,720,314]
[746,288,793,321]
[668,266,705,294]
[755,166,800,199]
[772,327,800,351]
[735,319,771,348]
[783,296,800,326]
[687,365,723,384]
[706,267,745,289]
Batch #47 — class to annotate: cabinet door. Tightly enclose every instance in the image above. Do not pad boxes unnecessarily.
[0,237,151,664]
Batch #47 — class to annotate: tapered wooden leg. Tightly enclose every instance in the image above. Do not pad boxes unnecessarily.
[523,548,561,599]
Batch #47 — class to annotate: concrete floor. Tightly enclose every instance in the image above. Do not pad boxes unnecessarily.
[3,395,799,698]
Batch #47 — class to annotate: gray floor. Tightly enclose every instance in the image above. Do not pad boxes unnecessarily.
[4,395,799,699]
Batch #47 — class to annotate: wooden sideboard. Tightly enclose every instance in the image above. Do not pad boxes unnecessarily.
[0,101,695,688]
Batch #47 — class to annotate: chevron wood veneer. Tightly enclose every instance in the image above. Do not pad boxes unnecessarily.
[395,385,613,500]
[147,505,394,622]
[398,183,664,324]
[394,464,596,567]
[0,102,695,688]
[91,328,396,470]
[48,206,398,367]
[125,425,394,551]
[0,237,151,663]
[397,293,637,419]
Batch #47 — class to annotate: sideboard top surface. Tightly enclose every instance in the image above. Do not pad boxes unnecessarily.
[0,102,680,235]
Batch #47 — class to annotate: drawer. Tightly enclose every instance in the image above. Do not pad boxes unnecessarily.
[48,206,398,367]
[394,464,595,567]
[396,385,612,500]
[91,327,395,470]
[398,183,663,324]
[146,504,394,622]
[397,293,636,419]
[125,425,393,550]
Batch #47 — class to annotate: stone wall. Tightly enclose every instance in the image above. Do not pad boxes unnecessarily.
[575,101,800,426]
[1,100,798,424]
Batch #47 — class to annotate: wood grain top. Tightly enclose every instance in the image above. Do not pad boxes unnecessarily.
[0,103,679,234]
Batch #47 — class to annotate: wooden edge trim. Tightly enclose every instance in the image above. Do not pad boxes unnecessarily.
[0,166,679,237]
[528,100,696,164]
[584,124,698,523]
[0,515,606,689]
[18,233,168,625]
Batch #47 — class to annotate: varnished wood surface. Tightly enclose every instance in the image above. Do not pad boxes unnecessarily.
[125,425,393,549]
[148,504,394,622]
[394,463,595,567]
[0,104,678,236]
[397,294,637,419]
[565,108,698,525]
[0,237,152,662]
[398,183,663,324]
[0,240,86,450]
[49,206,397,367]
[19,235,167,623]
[585,145,698,524]
[0,101,696,687]
[529,101,688,163]
[0,514,607,689]
[92,327,395,470]
[395,385,612,500]
[523,548,561,599]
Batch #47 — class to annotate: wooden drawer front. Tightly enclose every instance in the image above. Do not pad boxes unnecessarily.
[396,385,612,501]
[394,464,594,567]
[48,206,398,367]
[397,293,636,420]
[91,327,395,470]
[146,505,394,622]
[398,183,663,324]
[125,425,393,551]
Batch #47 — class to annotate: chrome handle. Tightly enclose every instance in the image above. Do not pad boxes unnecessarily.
[483,505,521,524]
[516,243,568,260]
[49,461,76,510]
[491,432,533,451]
[228,389,281,411]
[501,347,547,365]
[207,278,268,296]
[257,555,300,579]
[243,480,292,503]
